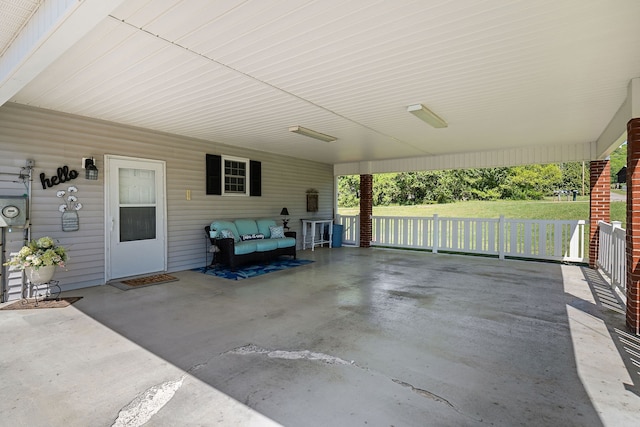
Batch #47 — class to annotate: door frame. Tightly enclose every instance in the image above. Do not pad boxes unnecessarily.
[104,154,167,282]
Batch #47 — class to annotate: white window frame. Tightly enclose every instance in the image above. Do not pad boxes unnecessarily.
[222,155,250,196]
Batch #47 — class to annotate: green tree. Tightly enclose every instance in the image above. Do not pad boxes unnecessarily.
[448,168,509,201]
[338,162,581,207]
[394,172,426,205]
[337,175,360,207]
[559,162,589,195]
[373,173,398,205]
[501,164,562,200]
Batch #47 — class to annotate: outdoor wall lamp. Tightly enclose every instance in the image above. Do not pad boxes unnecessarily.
[84,157,98,180]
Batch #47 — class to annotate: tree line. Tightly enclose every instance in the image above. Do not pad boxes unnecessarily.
[338,162,589,207]
[339,144,627,208]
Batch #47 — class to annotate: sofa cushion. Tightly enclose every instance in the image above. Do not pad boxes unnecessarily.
[269,225,285,238]
[255,239,279,252]
[235,219,259,236]
[211,220,240,242]
[234,241,257,255]
[276,237,296,249]
[256,219,277,238]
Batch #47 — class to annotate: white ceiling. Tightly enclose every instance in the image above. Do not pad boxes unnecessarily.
[2,0,640,166]
[0,0,41,57]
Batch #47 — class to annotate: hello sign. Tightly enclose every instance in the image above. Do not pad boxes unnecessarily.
[40,166,79,190]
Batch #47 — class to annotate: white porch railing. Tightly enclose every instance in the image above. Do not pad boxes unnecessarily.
[336,214,360,245]
[335,214,586,263]
[597,220,627,302]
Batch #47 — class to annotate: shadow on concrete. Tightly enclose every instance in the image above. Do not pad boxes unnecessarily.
[580,267,640,398]
[54,249,623,426]
[8,249,640,425]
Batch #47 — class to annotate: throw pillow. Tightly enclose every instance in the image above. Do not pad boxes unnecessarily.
[219,229,236,240]
[269,225,285,239]
[241,233,265,241]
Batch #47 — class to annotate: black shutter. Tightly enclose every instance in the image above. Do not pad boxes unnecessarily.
[206,154,222,195]
[250,160,261,196]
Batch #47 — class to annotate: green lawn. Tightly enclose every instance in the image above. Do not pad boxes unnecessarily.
[338,197,627,227]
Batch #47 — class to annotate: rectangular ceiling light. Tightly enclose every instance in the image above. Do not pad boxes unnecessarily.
[407,104,448,128]
[289,125,337,142]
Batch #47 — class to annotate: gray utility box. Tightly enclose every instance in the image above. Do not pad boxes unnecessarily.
[0,196,28,227]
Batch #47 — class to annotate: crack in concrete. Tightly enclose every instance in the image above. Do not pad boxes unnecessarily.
[186,361,210,373]
[110,355,223,426]
[392,379,482,422]
[111,376,185,427]
[226,343,482,422]
[392,378,455,406]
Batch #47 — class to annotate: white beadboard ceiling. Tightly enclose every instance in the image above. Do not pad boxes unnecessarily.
[0,0,42,57]
[2,0,640,166]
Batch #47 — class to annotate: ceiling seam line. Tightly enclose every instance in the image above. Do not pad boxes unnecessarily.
[106,14,434,156]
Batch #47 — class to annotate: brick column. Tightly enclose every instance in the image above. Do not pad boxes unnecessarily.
[359,174,373,248]
[589,160,610,268]
[627,118,640,334]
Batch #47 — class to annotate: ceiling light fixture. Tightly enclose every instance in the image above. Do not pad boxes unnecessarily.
[289,125,337,142]
[407,104,448,128]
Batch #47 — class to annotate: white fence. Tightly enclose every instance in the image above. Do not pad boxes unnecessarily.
[335,214,586,263]
[337,214,359,245]
[597,220,626,301]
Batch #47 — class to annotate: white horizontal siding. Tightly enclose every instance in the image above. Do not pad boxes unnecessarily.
[334,141,596,176]
[0,103,333,299]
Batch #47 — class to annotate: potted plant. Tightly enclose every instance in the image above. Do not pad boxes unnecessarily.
[4,236,67,284]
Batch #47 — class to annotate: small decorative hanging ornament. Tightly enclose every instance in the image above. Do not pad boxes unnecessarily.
[58,186,82,231]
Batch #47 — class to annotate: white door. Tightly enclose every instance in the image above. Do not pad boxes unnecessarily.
[106,156,166,280]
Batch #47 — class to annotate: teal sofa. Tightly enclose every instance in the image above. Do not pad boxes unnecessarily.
[209,218,296,270]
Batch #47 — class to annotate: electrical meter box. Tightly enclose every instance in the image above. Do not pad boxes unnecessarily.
[0,196,28,227]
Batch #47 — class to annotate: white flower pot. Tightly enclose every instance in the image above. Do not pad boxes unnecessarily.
[25,265,56,285]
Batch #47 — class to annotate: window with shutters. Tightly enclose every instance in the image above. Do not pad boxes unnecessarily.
[222,155,250,196]
[206,154,260,196]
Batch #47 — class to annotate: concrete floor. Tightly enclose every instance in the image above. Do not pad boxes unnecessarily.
[1,248,640,426]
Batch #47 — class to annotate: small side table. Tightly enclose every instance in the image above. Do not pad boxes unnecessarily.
[301,219,333,251]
